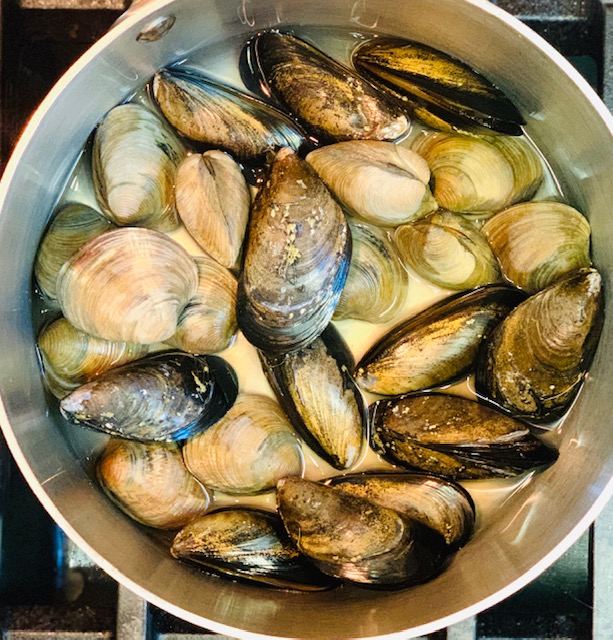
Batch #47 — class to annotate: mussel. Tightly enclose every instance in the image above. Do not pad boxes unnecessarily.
[237,147,351,353]
[59,351,238,441]
[171,508,337,591]
[355,285,524,396]
[246,31,409,143]
[475,268,604,422]
[259,325,367,470]
[369,392,558,479]
[97,439,210,529]
[277,477,448,588]
[182,394,303,495]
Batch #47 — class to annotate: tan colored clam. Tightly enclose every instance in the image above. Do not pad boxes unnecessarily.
[56,227,198,344]
[175,151,250,269]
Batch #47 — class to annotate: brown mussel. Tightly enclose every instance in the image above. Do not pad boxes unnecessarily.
[59,351,238,441]
[369,392,558,479]
[259,324,367,470]
[355,285,525,396]
[171,508,337,591]
[475,268,604,422]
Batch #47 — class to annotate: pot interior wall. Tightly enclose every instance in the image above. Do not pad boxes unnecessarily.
[0,0,612,637]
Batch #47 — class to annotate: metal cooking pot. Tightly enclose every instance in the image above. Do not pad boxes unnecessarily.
[1,0,612,637]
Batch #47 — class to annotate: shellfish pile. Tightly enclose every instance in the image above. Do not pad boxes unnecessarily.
[32,28,603,592]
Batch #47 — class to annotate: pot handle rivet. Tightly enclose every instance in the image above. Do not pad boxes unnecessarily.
[136,15,176,42]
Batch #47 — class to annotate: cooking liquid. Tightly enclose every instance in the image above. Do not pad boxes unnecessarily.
[37,25,566,539]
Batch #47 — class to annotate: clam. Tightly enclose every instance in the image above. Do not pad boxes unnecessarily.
[37,316,151,399]
[182,394,303,495]
[481,200,592,294]
[394,211,500,290]
[237,147,351,353]
[152,68,306,159]
[410,131,543,215]
[175,150,250,269]
[34,202,115,300]
[259,325,367,470]
[370,392,558,479]
[355,285,524,396]
[306,140,437,226]
[276,477,447,588]
[92,102,185,231]
[97,439,210,529]
[333,221,408,324]
[59,351,238,441]
[166,255,238,355]
[171,508,337,591]
[475,267,604,422]
[245,31,409,143]
[327,472,475,549]
[56,227,198,344]
[353,36,525,135]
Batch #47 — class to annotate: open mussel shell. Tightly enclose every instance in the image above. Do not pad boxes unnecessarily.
[352,36,525,135]
[394,211,500,290]
[475,267,604,423]
[327,472,475,549]
[171,508,337,591]
[481,200,592,294]
[370,392,558,479]
[237,147,351,353]
[97,439,210,529]
[166,255,238,355]
[175,151,250,270]
[152,68,306,160]
[277,477,448,588]
[37,316,152,399]
[56,227,198,344]
[182,394,303,495]
[245,31,409,143]
[306,141,437,226]
[34,202,116,300]
[410,131,543,216]
[259,324,367,470]
[59,351,238,441]
[333,221,408,324]
[92,102,185,231]
[355,285,525,396]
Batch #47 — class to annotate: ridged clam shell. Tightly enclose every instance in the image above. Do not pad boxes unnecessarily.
[237,147,351,353]
[56,227,198,344]
[34,202,115,300]
[93,103,185,231]
[152,68,306,159]
[333,221,408,324]
[97,439,210,529]
[475,268,604,422]
[60,351,238,441]
[246,31,409,143]
[37,316,151,399]
[277,477,447,588]
[166,255,237,355]
[394,211,500,290]
[355,285,524,396]
[411,132,543,215]
[481,200,592,294]
[370,392,558,479]
[175,151,250,269]
[306,140,437,226]
[182,394,303,495]
[171,508,336,590]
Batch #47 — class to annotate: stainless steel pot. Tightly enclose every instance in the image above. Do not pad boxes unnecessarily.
[1,0,612,637]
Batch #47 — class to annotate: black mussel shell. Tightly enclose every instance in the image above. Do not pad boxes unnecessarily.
[369,392,558,480]
[259,324,368,470]
[59,351,238,441]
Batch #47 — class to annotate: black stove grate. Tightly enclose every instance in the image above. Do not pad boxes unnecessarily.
[1,0,612,637]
